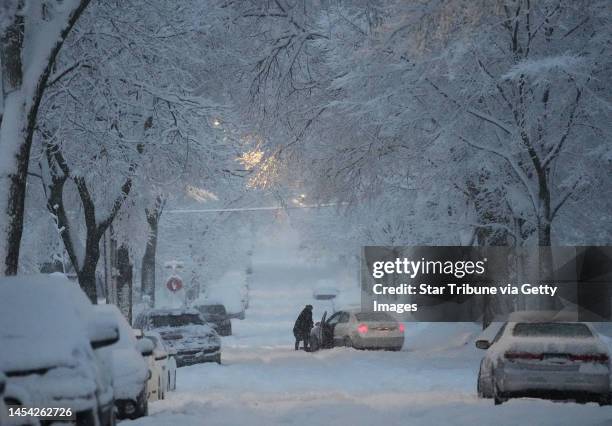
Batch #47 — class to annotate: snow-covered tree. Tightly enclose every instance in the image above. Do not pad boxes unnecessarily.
[0,0,90,274]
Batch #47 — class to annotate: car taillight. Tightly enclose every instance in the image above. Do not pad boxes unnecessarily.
[357,324,368,334]
[570,354,609,363]
[504,352,543,361]
[398,323,405,332]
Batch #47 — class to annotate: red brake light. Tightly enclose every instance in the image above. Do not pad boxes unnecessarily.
[357,324,368,334]
[504,352,543,361]
[570,354,609,363]
[398,323,405,332]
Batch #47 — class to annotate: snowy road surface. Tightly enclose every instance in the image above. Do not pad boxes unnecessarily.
[122,248,612,426]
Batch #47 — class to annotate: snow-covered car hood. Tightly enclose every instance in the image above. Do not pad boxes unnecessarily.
[5,364,98,411]
[0,335,82,374]
[154,325,220,351]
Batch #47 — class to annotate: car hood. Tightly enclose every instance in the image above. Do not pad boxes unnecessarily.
[1,334,93,376]
[6,364,98,410]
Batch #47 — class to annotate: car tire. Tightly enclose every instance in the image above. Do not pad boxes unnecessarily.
[598,394,612,406]
[477,363,493,399]
[493,379,507,405]
[344,337,353,348]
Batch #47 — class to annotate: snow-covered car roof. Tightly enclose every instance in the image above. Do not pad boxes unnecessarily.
[0,275,101,375]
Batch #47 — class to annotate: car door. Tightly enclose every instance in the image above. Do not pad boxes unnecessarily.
[325,311,344,346]
[332,312,351,345]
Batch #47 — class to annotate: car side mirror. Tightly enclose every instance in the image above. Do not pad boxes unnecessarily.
[136,338,155,357]
[475,339,490,350]
[154,350,168,361]
[88,312,120,349]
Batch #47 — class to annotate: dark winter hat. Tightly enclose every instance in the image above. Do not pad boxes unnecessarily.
[306,304,313,310]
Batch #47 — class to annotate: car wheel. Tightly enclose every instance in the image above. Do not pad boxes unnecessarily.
[344,337,353,348]
[598,394,612,406]
[477,363,493,399]
[493,379,507,405]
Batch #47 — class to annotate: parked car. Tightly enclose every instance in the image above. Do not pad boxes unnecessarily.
[144,331,177,397]
[134,329,163,403]
[0,372,8,426]
[476,320,611,405]
[193,304,232,336]
[96,305,152,420]
[0,274,118,426]
[134,308,222,366]
[310,310,404,351]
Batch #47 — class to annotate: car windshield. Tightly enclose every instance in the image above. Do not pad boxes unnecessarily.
[512,323,593,338]
[151,314,203,328]
[355,312,395,322]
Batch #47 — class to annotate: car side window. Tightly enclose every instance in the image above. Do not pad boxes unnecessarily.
[491,323,507,345]
[327,312,342,326]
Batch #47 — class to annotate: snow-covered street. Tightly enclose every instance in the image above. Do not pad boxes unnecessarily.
[121,254,612,426]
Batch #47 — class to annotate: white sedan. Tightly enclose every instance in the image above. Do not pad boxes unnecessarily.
[476,321,611,405]
[144,331,177,398]
[310,310,404,351]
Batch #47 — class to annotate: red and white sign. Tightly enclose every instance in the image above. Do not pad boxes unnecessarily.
[166,276,183,292]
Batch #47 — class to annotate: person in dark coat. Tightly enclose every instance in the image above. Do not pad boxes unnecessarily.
[293,305,314,350]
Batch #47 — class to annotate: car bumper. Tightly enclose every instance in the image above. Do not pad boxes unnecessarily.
[39,408,97,426]
[97,399,115,426]
[216,323,232,336]
[115,389,147,420]
[497,363,610,395]
[352,335,404,350]
[176,348,221,367]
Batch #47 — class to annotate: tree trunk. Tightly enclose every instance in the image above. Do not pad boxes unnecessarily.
[141,209,160,307]
[78,255,99,304]
[0,0,90,275]
[0,10,26,275]
[116,244,133,324]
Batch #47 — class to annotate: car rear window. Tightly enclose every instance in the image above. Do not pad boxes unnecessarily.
[355,312,395,322]
[152,313,203,328]
[512,323,593,338]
